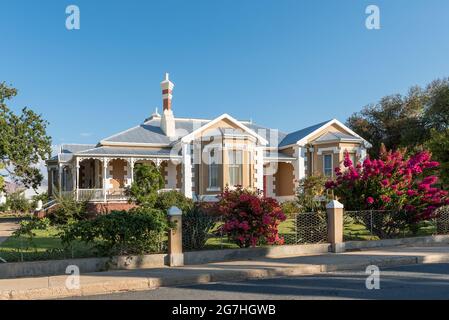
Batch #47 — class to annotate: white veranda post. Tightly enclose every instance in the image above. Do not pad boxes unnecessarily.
[182,143,193,199]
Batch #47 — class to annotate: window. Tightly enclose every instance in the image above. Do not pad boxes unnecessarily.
[208,149,219,189]
[228,149,243,186]
[323,154,333,177]
[350,153,357,166]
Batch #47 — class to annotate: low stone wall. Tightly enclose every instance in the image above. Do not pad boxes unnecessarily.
[344,234,449,251]
[184,243,331,265]
[0,254,168,280]
[2,236,449,280]
[0,244,330,279]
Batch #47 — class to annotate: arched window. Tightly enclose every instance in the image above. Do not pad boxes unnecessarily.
[209,148,219,189]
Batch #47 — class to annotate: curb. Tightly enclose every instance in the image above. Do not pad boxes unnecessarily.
[2,253,449,300]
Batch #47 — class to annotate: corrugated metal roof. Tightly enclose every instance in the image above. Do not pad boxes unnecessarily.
[101,118,209,145]
[101,116,287,148]
[278,120,332,148]
[61,144,96,154]
[75,146,181,157]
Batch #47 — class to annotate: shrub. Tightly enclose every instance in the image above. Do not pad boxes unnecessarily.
[49,191,89,225]
[13,217,51,252]
[217,186,286,248]
[296,175,330,213]
[0,203,8,213]
[6,191,31,213]
[325,146,449,237]
[125,163,164,207]
[155,190,194,214]
[281,201,300,218]
[61,208,170,256]
[31,192,49,210]
[182,203,216,251]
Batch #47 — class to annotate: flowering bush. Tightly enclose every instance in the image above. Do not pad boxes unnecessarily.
[325,145,449,225]
[216,186,286,248]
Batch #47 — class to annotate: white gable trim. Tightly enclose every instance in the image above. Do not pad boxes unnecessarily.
[296,119,372,148]
[181,113,268,145]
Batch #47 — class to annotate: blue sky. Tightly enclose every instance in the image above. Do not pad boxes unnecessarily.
[1,0,449,146]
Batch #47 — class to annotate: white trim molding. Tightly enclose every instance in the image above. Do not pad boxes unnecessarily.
[317,147,340,155]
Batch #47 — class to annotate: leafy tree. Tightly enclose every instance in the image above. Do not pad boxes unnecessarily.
[347,78,449,158]
[347,87,427,157]
[6,191,31,213]
[426,129,449,188]
[423,78,449,131]
[155,190,193,214]
[125,163,164,207]
[0,82,52,190]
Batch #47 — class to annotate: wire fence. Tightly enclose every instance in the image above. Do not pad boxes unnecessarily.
[181,212,329,251]
[344,206,449,241]
[281,212,328,245]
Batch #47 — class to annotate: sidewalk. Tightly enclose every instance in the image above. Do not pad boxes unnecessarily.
[2,244,449,300]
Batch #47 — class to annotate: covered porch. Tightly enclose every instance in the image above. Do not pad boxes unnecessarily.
[51,156,182,202]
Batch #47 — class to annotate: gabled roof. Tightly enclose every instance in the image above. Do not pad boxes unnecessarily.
[279,120,331,148]
[314,131,362,143]
[279,119,372,149]
[100,114,281,147]
[181,113,269,145]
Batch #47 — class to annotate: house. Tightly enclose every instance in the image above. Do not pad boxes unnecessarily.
[45,74,371,212]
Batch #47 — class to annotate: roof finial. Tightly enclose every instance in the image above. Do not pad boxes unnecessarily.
[164,72,169,81]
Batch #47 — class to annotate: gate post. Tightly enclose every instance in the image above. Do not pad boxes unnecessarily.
[167,206,184,266]
[326,200,345,253]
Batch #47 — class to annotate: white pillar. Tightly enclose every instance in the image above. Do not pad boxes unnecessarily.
[182,143,193,199]
[58,164,63,194]
[75,158,80,201]
[130,157,135,186]
[294,146,306,190]
[167,161,177,189]
[103,158,108,202]
[255,146,264,192]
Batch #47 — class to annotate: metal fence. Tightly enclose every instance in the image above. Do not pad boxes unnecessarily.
[181,212,328,251]
[281,212,328,245]
[344,206,449,241]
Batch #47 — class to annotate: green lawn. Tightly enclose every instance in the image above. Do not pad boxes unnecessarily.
[0,226,97,263]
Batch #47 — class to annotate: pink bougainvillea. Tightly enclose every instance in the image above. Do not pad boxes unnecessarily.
[216,186,286,248]
[325,145,448,222]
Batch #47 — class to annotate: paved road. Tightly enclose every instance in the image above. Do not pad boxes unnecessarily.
[71,263,449,300]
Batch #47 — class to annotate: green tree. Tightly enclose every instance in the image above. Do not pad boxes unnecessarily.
[423,78,449,131]
[347,87,427,157]
[126,163,164,207]
[347,78,449,159]
[0,82,52,190]
[6,191,31,213]
[426,128,449,188]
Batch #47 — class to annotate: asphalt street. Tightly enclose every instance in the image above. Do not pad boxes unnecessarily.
[69,263,449,300]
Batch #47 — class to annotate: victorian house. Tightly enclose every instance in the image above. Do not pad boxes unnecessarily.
[46,74,371,211]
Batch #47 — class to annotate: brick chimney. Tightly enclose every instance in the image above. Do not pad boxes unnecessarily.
[160,73,176,137]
